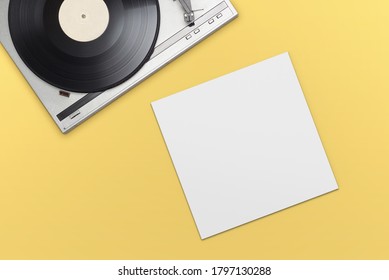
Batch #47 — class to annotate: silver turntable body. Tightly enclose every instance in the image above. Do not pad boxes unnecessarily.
[0,0,238,133]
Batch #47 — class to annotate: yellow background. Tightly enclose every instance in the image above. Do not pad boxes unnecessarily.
[1,0,389,259]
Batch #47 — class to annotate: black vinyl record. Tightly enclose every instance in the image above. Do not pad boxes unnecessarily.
[8,0,160,93]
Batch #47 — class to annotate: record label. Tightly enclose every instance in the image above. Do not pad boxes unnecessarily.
[59,0,110,42]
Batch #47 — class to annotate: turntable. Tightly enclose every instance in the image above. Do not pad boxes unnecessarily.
[0,0,238,133]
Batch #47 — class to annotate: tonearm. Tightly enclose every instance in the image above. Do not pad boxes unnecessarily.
[177,0,195,23]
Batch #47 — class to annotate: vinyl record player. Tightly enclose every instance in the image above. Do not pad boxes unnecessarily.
[0,0,238,133]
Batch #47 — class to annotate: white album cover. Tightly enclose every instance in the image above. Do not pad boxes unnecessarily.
[152,53,338,239]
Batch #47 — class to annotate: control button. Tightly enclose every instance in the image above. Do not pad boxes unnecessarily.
[216,13,223,19]
[186,34,192,40]
[194,29,200,34]
[208,19,215,24]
